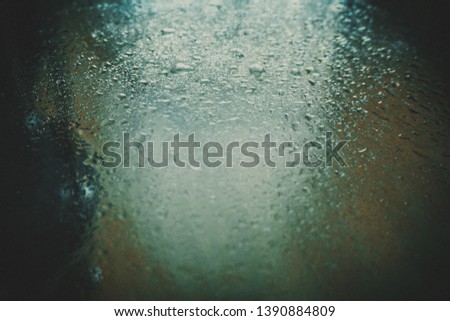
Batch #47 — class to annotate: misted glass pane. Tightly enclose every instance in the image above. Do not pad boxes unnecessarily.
[1,0,450,300]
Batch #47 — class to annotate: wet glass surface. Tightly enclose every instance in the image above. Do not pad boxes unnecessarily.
[1,0,450,299]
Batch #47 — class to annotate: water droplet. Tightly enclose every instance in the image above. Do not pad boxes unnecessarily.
[290,68,302,76]
[249,63,265,75]
[230,48,244,58]
[291,122,302,132]
[161,28,176,35]
[171,63,194,73]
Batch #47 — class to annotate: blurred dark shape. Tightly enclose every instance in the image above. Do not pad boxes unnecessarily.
[369,0,450,77]
[0,0,92,299]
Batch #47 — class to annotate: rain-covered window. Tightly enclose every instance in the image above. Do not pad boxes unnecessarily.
[1,0,450,300]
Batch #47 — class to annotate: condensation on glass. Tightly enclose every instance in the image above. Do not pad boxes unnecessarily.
[21,0,450,299]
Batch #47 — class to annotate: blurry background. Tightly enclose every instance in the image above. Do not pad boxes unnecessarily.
[1,0,450,300]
